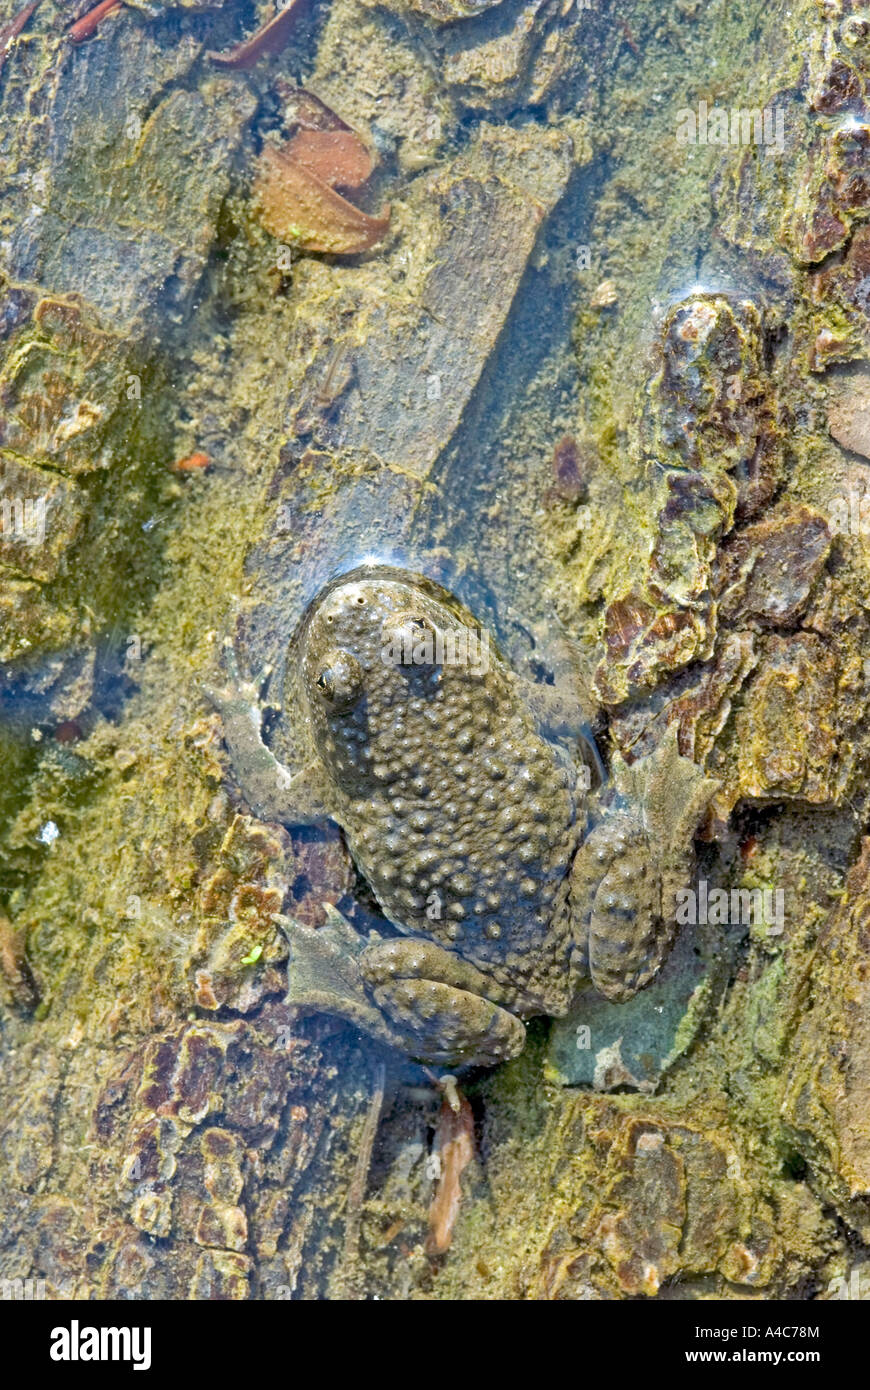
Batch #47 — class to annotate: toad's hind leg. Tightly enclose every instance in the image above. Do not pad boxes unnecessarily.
[570,731,720,1002]
[570,812,665,1001]
[278,912,408,1051]
[360,939,527,1067]
[279,916,527,1067]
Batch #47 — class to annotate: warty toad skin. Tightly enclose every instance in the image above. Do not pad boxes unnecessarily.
[207,570,717,1067]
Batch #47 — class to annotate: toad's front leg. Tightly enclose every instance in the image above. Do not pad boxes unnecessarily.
[204,640,328,825]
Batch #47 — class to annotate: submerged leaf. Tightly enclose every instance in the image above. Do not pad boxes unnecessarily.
[254,143,390,256]
[425,1094,475,1256]
[208,0,307,70]
[284,130,374,193]
[67,0,121,44]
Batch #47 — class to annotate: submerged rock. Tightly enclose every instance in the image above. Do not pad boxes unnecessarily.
[782,840,870,1238]
[547,917,729,1092]
[828,368,870,458]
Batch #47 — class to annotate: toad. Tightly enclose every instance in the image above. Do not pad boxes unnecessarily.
[206,569,716,1067]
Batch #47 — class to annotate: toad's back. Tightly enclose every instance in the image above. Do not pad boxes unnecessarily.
[299,574,578,1010]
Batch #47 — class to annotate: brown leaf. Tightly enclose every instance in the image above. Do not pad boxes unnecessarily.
[67,0,120,44]
[208,0,307,71]
[254,144,390,256]
[284,129,374,192]
[280,84,351,133]
[1,0,39,67]
[425,1094,475,1256]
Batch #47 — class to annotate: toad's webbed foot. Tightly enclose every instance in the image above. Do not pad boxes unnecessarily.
[278,910,408,1051]
[204,639,328,825]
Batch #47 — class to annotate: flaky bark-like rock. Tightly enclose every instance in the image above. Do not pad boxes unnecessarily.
[782,840,870,1237]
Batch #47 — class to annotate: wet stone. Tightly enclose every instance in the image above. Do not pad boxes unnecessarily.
[828,368,870,458]
[594,292,782,708]
[188,815,293,1014]
[0,454,86,583]
[194,1200,248,1252]
[441,0,553,105]
[5,24,257,337]
[782,840,870,1235]
[548,919,730,1091]
[733,632,839,803]
[714,502,832,626]
[189,1248,253,1300]
[130,1187,172,1239]
[0,578,76,663]
[361,0,504,21]
[811,225,870,364]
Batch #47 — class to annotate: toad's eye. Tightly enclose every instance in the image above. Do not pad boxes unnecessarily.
[380,611,440,668]
[313,650,363,709]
